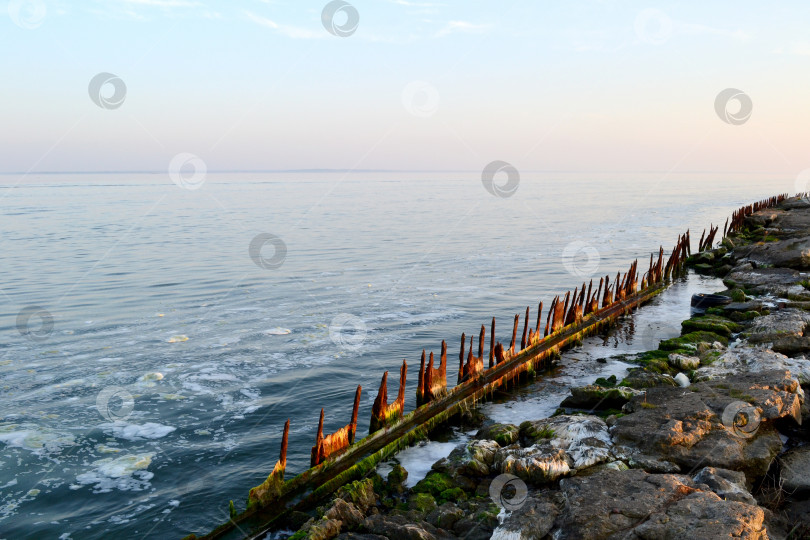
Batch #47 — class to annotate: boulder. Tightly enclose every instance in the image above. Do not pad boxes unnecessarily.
[693,466,757,505]
[303,517,343,540]
[490,494,558,540]
[496,415,611,482]
[668,353,701,370]
[694,345,810,384]
[475,423,519,447]
[360,514,450,540]
[560,384,644,410]
[425,502,463,530]
[779,446,810,494]
[724,266,804,297]
[612,370,802,482]
[553,469,768,539]
[620,368,677,389]
[337,479,377,513]
[325,499,365,529]
[745,308,810,344]
[734,237,810,270]
[433,439,499,478]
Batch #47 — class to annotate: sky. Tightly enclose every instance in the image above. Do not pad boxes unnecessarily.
[2,0,810,174]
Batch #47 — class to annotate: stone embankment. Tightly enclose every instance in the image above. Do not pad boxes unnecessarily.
[281,197,810,540]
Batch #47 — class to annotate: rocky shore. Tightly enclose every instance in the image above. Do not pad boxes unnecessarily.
[280,197,810,540]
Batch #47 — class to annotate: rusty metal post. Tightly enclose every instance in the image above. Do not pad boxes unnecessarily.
[457,333,465,383]
[489,318,495,367]
[521,306,529,350]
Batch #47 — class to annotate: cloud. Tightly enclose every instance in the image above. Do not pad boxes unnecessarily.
[244,11,323,39]
[435,20,490,38]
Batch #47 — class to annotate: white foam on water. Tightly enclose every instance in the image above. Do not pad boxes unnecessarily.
[99,422,176,440]
[0,423,74,455]
[263,328,292,335]
[74,453,155,493]
[381,431,471,488]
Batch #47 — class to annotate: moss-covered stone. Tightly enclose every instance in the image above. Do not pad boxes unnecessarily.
[594,374,617,387]
[728,310,761,322]
[386,464,407,494]
[412,472,456,498]
[336,478,376,511]
[619,368,677,389]
[730,289,747,302]
[560,384,641,410]
[438,487,467,504]
[476,423,519,447]
[408,492,437,513]
[659,331,728,351]
[519,420,555,443]
[681,315,741,337]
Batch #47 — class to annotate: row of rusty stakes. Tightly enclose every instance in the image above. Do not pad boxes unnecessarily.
[311,385,362,467]
[287,229,698,476]
[726,194,787,235]
[416,341,448,407]
[370,360,407,434]
[698,224,718,252]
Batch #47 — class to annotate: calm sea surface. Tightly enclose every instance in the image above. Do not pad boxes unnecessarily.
[0,172,790,538]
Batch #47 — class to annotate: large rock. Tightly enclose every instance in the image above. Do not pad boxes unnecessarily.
[433,439,500,478]
[491,494,558,540]
[495,415,611,483]
[734,236,810,271]
[476,423,519,447]
[303,517,344,540]
[360,514,451,540]
[668,353,701,370]
[560,384,644,410]
[612,370,801,482]
[325,499,365,529]
[337,479,377,513]
[744,308,810,343]
[693,466,757,505]
[779,446,810,494]
[554,469,768,539]
[724,266,805,297]
[694,345,810,384]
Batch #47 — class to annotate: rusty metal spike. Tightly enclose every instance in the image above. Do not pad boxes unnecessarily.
[439,340,447,384]
[510,313,519,354]
[425,352,434,401]
[280,419,289,467]
[350,385,361,443]
[316,408,324,445]
[417,350,425,402]
[458,333,466,383]
[521,307,529,350]
[478,325,485,359]
[489,318,495,367]
[372,372,388,425]
[396,360,407,407]
[535,302,542,335]
[562,291,571,320]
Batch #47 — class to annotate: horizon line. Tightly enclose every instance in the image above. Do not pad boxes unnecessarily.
[0,169,793,176]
